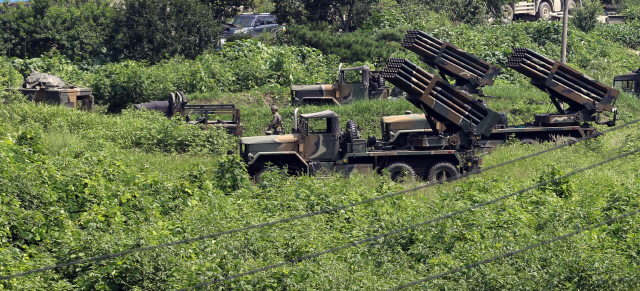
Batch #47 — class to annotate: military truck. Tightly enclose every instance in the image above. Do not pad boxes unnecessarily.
[489,0,580,24]
[241,109,485,183]
[13,72,94,110]
[134,92,242,136]
[291,64,389,105]
[244,59,504,182]
[392,31,618,147]
[613,65,640,97]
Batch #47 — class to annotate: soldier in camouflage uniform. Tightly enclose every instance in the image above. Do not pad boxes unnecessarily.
[267,105,283,135]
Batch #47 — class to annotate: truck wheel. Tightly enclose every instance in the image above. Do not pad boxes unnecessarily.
[520,138,537,145]
[567,0,577,10]
[537,2,552,21]
[558,136,578,145]
[387,162,416,182]
[346,120,360,142]
[428,162,459,183]
[500,5,514,24]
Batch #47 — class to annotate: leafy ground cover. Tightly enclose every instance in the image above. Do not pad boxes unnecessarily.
[1,90,640,289]
[2,2,640,289]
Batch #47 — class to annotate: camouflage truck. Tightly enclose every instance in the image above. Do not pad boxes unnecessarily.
[134,92,242,136]
[291,64,389,105]
[13,72,94,110]
[245,57,506,182]
[613,65,640,97]
[241,109,482,183]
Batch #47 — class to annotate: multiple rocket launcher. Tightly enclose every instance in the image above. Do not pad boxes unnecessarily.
[381,58,500,138]
[401,30,501,92]
[383,30,619,142]
[506,48,618,120]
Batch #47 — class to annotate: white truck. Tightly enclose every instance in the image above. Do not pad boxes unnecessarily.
[491,0,580,24]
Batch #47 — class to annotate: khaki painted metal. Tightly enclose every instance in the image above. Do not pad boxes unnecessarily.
[291,66,389,105]
[241,109,480,180]
[17,88,94,110]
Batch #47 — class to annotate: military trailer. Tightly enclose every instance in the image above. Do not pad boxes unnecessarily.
[291,64,389,105]
[13,72,94,110]
[134,92,242,136]
[613,66,640,97]
[393,31,618,146]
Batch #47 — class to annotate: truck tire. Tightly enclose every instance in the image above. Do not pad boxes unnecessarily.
[567,0,577,10]
[558,136,578,145]
[500,5,514,24]
[520,138,537,145]
[346,120,360,142]
[427,162,459,183]
[387,162,416,182]
[537,2,552,21]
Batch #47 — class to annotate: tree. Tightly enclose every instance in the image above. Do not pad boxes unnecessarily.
[0,0,114,61]
[111,0,222,63]
[273,0,377,32]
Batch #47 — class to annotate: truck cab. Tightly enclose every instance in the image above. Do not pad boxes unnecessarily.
[491,0,581,24]
[291,64,389,105]
[241,109,343,177]
[613,67,640,97]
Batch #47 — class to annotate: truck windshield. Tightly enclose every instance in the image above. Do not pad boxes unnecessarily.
[232,16,255,27]
[614,80,636,93]
[307,118,328,133]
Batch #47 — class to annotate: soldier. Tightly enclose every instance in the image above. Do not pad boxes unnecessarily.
[266,105,283,135]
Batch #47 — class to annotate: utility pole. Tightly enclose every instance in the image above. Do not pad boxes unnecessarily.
[8,47,11,89]
[561,0,569,63]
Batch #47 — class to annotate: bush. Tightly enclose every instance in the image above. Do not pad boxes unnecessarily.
[285,25,405,64]
[591,22,640,49]
[571,0,603,32]
[110,0,222,63]
[0,0,114,61]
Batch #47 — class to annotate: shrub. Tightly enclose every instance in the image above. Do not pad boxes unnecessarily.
[591,22,640,49]
[537,164,573,198]
[571,0,603,32]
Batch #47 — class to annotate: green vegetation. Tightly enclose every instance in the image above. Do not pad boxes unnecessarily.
[0,0,256,62]
[3,41,340,112]
[2,96,640,289]
[2,0,640,289]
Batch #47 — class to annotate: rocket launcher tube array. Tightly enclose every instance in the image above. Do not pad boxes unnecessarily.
[382,58,499,136]
[506,48,619,112]
[401,30,501,87]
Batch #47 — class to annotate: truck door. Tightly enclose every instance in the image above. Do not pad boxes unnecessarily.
[302,118,339,161]
[339,69,369,102]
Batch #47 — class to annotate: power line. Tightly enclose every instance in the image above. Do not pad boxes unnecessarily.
[387,207,640,290]
[0,119,637,281]
[177,145,640,290]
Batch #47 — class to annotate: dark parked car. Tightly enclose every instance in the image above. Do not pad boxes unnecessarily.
[220,13,285,45]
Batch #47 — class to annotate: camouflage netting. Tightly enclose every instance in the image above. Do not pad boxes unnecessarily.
[23,71,66,89]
